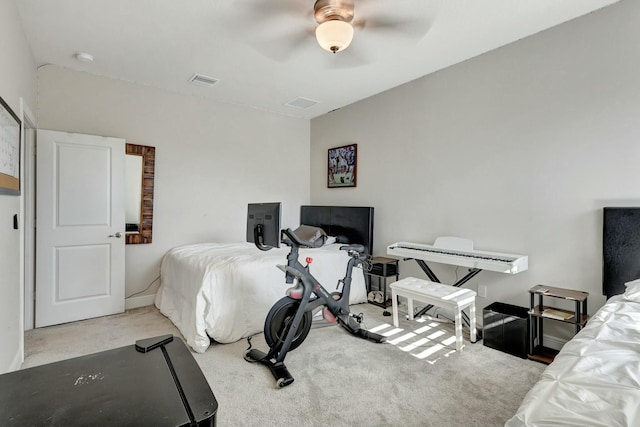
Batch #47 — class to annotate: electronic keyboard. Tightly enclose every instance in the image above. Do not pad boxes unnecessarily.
[387,240,528,274]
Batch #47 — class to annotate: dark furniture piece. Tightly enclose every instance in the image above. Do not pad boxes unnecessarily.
[483,302,529,359]
[603,207,640,299]
[300,205,374,255]
[365,256,399,308]
[0,335,217,426]
[528,284,589,364]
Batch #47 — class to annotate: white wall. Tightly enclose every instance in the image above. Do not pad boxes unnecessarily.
[0,0,37,373]
[37,65,310,300]
[311,0,640,337]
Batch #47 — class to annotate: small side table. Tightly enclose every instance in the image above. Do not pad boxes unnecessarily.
[365,256,399,309]
[528,284,589,364]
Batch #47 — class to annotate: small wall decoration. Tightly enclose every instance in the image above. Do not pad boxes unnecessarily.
[0,96,21,195]
[328,143,357,188]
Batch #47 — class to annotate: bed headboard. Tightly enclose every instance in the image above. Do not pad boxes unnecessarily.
[603,207,640,298]
[300,206,374,255]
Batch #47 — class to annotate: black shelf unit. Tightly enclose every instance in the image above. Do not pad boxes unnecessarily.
[528,284,589,364]
[365,257,399,308]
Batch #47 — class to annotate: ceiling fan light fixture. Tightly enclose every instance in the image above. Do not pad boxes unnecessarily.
[315,20,354,53]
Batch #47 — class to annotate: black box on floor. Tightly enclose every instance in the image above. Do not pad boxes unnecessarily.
[483,302,529,359]
[0,335,218,426]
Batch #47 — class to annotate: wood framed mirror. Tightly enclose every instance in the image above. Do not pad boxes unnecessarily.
[125,143,155,244]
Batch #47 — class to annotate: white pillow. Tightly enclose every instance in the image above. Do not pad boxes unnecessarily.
[623,278,640,302]
[324,236,337,245]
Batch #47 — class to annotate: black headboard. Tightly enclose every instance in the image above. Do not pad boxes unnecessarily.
[300,206,374,255]
[603,207,640,298]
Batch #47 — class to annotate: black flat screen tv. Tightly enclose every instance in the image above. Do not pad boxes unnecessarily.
[246,202,281,250]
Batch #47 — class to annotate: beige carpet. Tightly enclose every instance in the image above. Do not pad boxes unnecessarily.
[23,303,544,427]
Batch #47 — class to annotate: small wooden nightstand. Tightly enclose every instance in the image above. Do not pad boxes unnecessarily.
[528,284,589,364]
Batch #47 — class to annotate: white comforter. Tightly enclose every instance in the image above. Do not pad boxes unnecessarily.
[506,296,640,427]
[155,242,367,353]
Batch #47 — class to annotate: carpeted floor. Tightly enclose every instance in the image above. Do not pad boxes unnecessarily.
[23,303,544,426]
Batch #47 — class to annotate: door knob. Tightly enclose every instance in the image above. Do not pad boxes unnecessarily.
[108,232,123,238]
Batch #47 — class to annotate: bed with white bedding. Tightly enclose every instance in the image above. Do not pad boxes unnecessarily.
[155,242,367,353]
[506,207,640,426]
[505,285,640,426]
[155,205,375,353]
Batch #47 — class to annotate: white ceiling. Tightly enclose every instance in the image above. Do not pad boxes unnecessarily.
[15,0,619,119]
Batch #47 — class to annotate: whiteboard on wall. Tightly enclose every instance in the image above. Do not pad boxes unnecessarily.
[0,96,21,195]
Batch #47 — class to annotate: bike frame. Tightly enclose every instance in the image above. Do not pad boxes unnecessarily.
[246,227,385,388]
[271,228,365,363]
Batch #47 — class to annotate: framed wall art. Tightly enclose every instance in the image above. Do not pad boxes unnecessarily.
[328,143,357,188]
[0,96,21,196]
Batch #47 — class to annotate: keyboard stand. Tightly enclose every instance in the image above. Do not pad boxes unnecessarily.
[406,258,482,336]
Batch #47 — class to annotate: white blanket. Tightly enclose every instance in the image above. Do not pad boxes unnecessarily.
[155,242,368,353]
[506,296,640,427]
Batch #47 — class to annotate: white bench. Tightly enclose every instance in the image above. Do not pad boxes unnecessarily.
[390,277,477,352]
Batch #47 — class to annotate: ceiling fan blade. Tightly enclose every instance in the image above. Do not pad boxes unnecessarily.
[354,16,431,39]
[353,0,442,38]
[250,27,317,63]
[223,0,316,62]
[227,0,318,62]
[232,0,311,22]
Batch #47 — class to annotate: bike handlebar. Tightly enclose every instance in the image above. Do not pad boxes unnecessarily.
[339,244,365,254]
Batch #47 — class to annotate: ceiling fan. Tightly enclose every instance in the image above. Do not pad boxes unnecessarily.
[233,0,435,63]
[313,0,435,54]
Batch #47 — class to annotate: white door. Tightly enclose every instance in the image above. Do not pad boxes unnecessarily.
[36,130,125,327]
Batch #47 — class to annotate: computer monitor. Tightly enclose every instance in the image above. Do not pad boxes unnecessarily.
[246,202,281,250]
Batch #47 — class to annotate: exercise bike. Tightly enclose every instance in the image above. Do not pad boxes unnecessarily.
[244,227,386,388]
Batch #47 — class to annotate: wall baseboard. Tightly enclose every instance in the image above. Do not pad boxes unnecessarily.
[542,334,567,351]
[125,294,156,310]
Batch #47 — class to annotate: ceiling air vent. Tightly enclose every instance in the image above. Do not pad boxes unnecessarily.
[285,97,319,109]
[189,73,219,87]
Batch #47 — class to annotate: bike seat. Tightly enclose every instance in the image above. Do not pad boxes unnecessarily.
[339,244,365,254]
